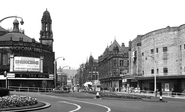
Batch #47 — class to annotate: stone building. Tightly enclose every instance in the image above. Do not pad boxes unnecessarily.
[85,55,98,82]
[136,25,185,93]
[0,9,55,88]
[98,39,129,91]
[127,35,142,88]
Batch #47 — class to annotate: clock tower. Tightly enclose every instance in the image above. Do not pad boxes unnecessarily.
[40,9,53,48]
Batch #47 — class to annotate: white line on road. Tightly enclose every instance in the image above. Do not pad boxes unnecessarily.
[58,101,81,112]
[48,95,111,112]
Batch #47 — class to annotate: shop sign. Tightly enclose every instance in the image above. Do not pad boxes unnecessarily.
[14,57,40,72]
[15,73,48,78]
[10,46,43,52]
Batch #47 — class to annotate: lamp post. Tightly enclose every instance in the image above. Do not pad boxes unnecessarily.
[145,55,157,97]
[0,16,24,25]
[54,56,65,88]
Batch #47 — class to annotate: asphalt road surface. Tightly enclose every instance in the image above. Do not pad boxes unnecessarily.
[13,92,185,112]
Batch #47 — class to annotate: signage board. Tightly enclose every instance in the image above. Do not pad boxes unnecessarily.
[15,73,48,78]
[14,57,40,72]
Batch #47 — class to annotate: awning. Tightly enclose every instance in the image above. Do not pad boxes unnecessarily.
[135,75,185,80]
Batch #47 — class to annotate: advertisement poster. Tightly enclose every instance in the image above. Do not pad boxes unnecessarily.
[14,57,40,72]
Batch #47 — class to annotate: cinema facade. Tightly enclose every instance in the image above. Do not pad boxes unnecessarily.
[0,9,55,89]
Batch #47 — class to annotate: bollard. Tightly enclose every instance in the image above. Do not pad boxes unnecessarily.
[159,91,163,101]
[96,92,100,98]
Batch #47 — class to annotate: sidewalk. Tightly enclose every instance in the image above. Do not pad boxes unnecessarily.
[116,91,185,99]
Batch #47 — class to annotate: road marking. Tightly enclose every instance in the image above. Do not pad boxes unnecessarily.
[48,95,111,112]
[58,101,81,112]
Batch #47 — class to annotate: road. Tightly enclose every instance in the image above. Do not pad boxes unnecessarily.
[13,92,185,112]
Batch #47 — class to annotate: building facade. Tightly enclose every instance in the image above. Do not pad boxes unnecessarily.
[0,9,55,88]
[98,40,129,91]
[135,25,185,93]
[85,55,99,83]
[127,35,142,88]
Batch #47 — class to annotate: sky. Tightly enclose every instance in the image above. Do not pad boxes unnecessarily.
[1,0,185,69]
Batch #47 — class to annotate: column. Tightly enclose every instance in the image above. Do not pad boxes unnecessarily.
[9,55,14,72]
[40,56,44,73]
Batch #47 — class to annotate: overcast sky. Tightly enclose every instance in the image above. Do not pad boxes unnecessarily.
[1,0,185,69]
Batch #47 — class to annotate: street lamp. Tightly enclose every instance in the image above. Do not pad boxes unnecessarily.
[145,56,157,97]
[54,56,65,88]
[61,66,71,70]
[0,16,24,25]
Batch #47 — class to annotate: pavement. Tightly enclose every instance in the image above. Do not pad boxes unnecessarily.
[1,91,184,112]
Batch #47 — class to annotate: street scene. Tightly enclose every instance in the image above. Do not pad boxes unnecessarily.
[1,0,185,112]
[8,91,185,112]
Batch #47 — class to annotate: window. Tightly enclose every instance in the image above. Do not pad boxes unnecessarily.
[124,60,128,66]
[151,49,154,54]
[113,60,117,66]
[156,48,158,53]
[180,45,182,50]
[120,60,124,67]
[163,55,168,60]
[163,67,168,73]
[157,69,159,74]
[163,47,167,52]
[151,69,154,74]
[184,44,185,49]
[2,54,8,65]
[0,53,1,65]
[142,52,144,56]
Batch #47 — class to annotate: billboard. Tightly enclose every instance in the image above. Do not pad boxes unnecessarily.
[14,57,40,72]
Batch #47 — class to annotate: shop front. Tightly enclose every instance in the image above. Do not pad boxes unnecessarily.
[136,75,185,93]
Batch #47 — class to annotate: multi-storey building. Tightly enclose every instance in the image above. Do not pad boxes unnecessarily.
[75,63,85,87]
[57,66,67,87]
[128,35,142,88]
[98,39,129,91]
[0,9,55,88]
[135,25,185,93]
[85,55,98,83]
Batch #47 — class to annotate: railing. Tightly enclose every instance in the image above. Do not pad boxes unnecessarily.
[8,86,53,92]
